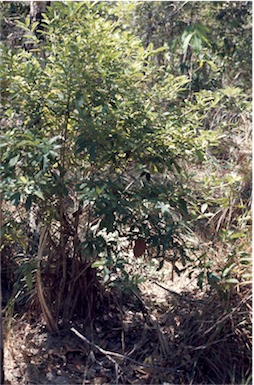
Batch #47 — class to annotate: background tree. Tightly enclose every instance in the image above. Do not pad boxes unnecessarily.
[128,1,252,92]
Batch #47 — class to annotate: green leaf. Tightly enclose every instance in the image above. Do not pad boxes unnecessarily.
[145,46,166,58]
[9,154,20,167]
[71,1,86,15]
[100,212,115,233]
[25,16,30,28]
[222,263,236,278]
[31,21,39,32]
[25,269,33,290]
[34,190,45,200]
[0,142,8,148]
[192,34,202,52]
[89,142,97,161]
[16,140,36,148]
[201,203,208,213]
[49,135,61,144]
[75,135,89,154]
[182,32,193,55]
[206,60,218,72]
[42,154,49,170]
[25,195,33,211]
[229,232,246,239]
[20,176,28,184]
[10,192,21,206]
[173,160,182,174]
[225,278,239,284]
[196,149,205,161]
[239,257,251,265]
[178,198,188,215]
[91,261,104,268]
[76,96,84,109]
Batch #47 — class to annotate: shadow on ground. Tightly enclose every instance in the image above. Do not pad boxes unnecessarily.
[4,283,252,385]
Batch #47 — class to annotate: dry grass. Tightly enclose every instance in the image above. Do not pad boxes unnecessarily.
[4,268,251,385]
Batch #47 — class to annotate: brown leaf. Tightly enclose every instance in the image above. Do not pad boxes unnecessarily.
[134,238,146,257]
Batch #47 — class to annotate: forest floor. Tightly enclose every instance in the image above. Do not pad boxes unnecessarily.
[3,262,251,385]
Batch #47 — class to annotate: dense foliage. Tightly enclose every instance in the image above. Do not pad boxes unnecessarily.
[0,3,251,383]
[130,1,252,92]
[1,2,200,322]
[0,1,252,383]
[1,0,251,309]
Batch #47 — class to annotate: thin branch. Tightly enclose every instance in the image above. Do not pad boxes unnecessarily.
[36,226,58,333]
[71,327,180,371]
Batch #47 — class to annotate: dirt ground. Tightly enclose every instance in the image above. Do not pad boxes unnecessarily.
[3,263,251,385]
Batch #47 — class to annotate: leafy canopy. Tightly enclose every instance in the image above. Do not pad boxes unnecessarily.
[0,1,223,286]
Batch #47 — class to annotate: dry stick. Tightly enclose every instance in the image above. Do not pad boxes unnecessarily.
[71,327,127,363]
[71,327,179,372]
[152,281,182,297]
[36,226,58,333]
[72,327,123,385]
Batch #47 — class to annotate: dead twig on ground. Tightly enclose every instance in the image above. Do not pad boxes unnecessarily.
[71,327,179,371]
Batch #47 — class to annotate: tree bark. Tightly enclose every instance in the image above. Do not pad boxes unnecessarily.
[30,1,50,25]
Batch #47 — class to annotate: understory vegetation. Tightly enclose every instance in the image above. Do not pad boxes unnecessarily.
[0,2,252,384]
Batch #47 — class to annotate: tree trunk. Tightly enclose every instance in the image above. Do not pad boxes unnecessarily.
[30,1,50,25]
[29,1,50,60]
